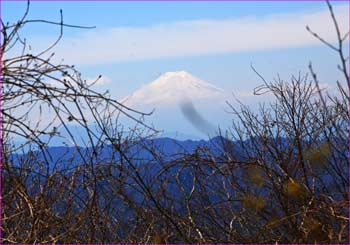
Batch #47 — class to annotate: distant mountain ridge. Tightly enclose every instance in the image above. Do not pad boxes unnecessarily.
[10,136,233,171]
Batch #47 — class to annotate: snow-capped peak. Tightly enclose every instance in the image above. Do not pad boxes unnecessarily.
[122,71,223,107]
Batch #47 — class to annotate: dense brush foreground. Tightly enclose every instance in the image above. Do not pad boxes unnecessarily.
[3,75,349,243]
[1,1,350,244]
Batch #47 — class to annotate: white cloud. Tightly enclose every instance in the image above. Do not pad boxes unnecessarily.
[23,4,350,65]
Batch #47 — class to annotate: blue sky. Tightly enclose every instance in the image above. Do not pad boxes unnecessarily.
[3,1,350,138]
[5,1,348,28]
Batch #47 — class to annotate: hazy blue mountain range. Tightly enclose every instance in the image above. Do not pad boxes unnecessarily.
[10,136,232,168]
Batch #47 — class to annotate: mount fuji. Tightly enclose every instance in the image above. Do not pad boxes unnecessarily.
[122,71,224,107]
[120,71,230,138]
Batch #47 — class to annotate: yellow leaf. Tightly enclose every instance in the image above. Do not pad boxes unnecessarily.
[283,179,304,198]
[304,143,330,168]
[242,194,265,211]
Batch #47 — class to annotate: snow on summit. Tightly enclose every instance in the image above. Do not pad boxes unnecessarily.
[122,71,223,107]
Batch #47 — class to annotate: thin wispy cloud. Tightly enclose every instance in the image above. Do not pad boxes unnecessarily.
[48,75,112,88]
[85,76,112,86]
[26,5,349,65]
